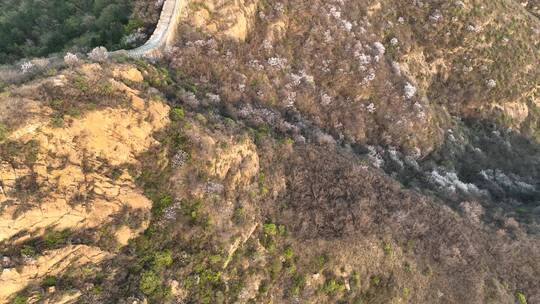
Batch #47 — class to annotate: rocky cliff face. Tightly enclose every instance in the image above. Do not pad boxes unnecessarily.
[188,0,260,41]
[0,0,539,304]
[0,63,169,303]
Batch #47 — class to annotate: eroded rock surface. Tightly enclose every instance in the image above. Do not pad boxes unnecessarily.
[188,0,259,41]
[0,245,110,302]
[0,63,169,303]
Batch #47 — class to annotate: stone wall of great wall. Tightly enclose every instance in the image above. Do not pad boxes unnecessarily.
[114,0,187,58]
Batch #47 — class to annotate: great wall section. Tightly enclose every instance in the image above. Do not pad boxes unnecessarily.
[113,0,187,58]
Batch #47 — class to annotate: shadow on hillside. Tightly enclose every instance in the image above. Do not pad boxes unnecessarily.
[380,116,540,234]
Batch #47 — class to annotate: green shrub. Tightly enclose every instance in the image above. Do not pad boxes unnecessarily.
[322,278,346,294]
[232,206,246,225]
[352,297,365,304]
[263,223,278,236]
[170,131,190,151]
[139,271,162,295]
[278,224,287,236]
[50,116,65,128]
[312,254,328,272]
[152,195,173,216]
[254,125,270,144]
[259,280,270,294]
[152,286,172,302]
[43,230,70,248]
[182,199,204,224]
[169,107,185,121]
[283,247,294,260]
[42,275,57,287]
[73,76,89,93]
[45,68,57,77]
[92,285,103,295]
[404,262,412,273]
[11,295,28,304]
[371,275,381,287]
[383,243,393,256]
[517,292,527,304]
[1,140,39,165]
[209,254,222,265]
[20,245,36,257]
[349,271,360,290]
[270,258,283,279]
[195,113,206,124]
[199,269,222,284]
[289,275,306,297]
[0,123,7,142]
[124,17,145,33]
[153,250,173,270]
[516,207,527,214]
[258,173,269,194]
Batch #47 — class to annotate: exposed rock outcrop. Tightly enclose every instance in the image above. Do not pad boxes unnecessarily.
[188,0,260,41]
[0,63,170,303]
[0,245,110,302]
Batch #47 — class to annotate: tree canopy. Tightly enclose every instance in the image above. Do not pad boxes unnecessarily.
[0,0,134,64]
